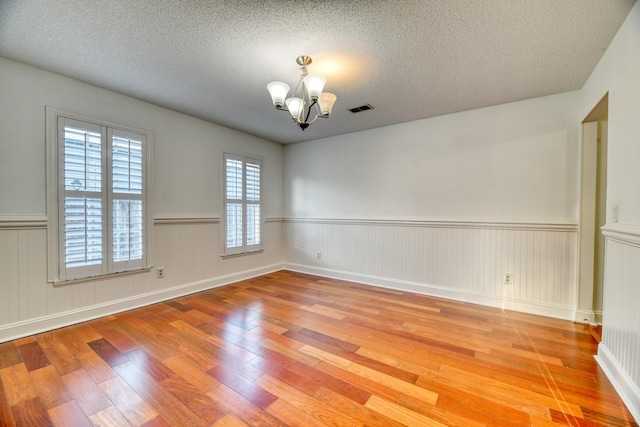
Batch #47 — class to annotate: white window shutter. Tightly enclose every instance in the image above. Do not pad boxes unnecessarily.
[57,116,148,281]
[245,160,261,251]
[110,128,146,271]
[59,118,106,279]
[223,153,262,255]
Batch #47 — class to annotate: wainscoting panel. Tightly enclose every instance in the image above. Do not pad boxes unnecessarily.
[0,216,284,342]
[284,218,578,319]
[0,226,49,327]
[597,224,640,422]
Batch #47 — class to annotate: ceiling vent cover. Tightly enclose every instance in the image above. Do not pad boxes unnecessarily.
[349,104,374,113]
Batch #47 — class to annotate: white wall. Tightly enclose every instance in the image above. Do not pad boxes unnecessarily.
[0,57,284,220]
[285,92,579,221]
[284,92,581,320]
[0,57,285,341]
[580,2,640,422]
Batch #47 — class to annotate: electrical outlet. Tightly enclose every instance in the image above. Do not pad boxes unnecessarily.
[503,273,513,285]
[316,251,321,260]
[157,267,165,279]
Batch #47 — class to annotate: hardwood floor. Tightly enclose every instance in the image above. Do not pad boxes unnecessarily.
[0,271,636,426]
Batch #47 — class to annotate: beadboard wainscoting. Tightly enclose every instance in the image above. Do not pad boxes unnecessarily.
[596,224,640,422]
[0,215,284,342]
[284,218,579,320]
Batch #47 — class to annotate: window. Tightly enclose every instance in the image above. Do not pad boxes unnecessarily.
[47,111,149,282]
[223,153,262,255]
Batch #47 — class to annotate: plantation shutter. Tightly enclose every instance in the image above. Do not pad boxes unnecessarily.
[225,155,243,254]
[223,153,262,255]
[59,118,106,279]
[110,128,145,271]
[245,159,261,251]
[58,116,147,280]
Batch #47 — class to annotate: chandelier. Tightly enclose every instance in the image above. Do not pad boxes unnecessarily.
[267,55,337,131]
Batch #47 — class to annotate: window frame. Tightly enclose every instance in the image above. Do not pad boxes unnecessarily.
[222,152,263,257]
[46,107,153,284]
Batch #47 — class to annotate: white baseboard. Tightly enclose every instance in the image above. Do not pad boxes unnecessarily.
[595,344,640,424]
[0,262,285,343]
[574,309,596,325]
[283,263,575,320]
[594,310,603,325]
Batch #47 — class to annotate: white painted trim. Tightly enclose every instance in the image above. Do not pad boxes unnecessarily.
[265,217,285,223]
[153,214,221,225]
[45,106,60,282]
[574,309,596,325]
[284,217,578,231]
[152,215,281,231]
[283,263,575,320]
[0,215,48,230]
[594,310,603,325]
[0,262,285,343]
[596,344,640,424]
[51,266,152,287]
[577,120,599,331]
[602,223,640,247]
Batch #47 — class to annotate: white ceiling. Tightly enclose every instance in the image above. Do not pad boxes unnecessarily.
[0,1,635,144]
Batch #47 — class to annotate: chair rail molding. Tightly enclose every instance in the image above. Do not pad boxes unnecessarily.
[284,216,578,231]
[0,214,48,230]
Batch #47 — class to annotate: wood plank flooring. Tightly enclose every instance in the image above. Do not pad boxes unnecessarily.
[0,271,637,426]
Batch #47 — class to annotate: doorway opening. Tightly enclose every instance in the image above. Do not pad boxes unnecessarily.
[577,93,608,326]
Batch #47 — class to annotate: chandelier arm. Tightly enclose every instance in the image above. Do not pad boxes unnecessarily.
[303,99,318,124]
[303,114,320,127]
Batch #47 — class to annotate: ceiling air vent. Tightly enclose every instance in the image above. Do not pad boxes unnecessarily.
[349,104,374,113]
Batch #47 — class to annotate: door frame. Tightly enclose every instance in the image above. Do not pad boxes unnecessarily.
[576,92,608,324]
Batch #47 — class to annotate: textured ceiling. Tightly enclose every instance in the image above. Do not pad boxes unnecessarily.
[0,1,636,144]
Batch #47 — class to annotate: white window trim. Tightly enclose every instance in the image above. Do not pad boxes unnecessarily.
[46,106,153,284]
[221,152,263,257]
